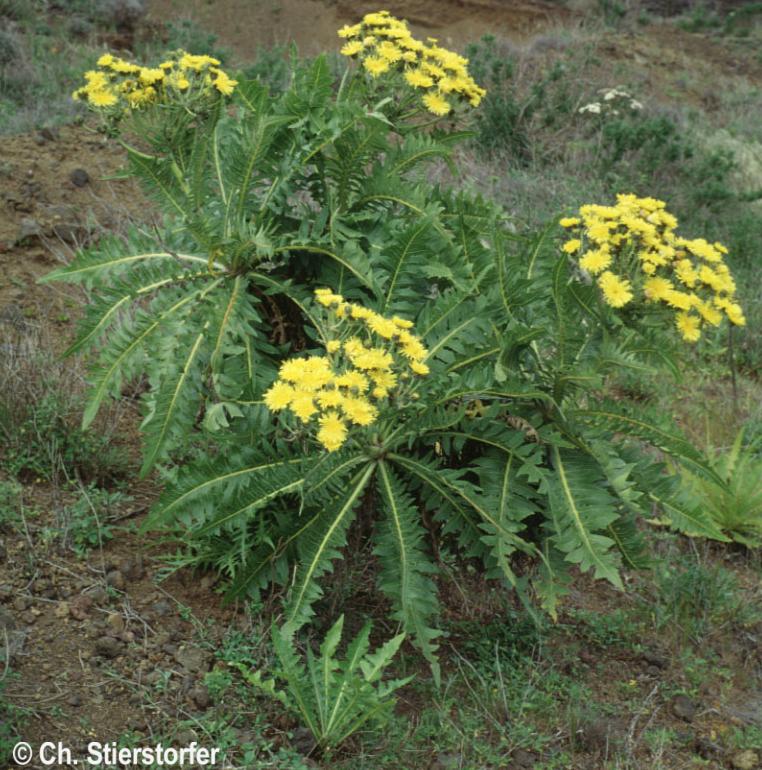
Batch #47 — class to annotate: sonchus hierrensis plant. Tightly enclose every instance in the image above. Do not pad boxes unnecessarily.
[46,11,743,669]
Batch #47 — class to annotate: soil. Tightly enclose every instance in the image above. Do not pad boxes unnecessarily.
[2,2,762,769]
[146,0,573,57]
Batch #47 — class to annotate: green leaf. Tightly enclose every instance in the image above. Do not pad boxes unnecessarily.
[140,327,208,476]
[548,447,623,589]
[375,462,441,667]
[283,463,376,637]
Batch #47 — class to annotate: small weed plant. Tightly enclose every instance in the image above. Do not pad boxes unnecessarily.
[235,615,410,753]
[678,429,762,547]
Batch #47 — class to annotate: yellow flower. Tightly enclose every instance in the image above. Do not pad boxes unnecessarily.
[291,392,318,420]
[337,24,362,38]
[421,61,445,79]
[579,249,611,275]
[338,23,362,38]
[263,381,294,411]
[318,390,345,409]
[725,302,746,326]
[97,53,115,67]
[369,370,397,390]
[364,57,390,77]
[643,277,673,301]
[315,288,344,307]
[559,217,580,228]
[597,271,633,308]
[410,360,430,375]
[350,305,374,320]
[562,239,581,254]
[126,87,156,107]
[675,312,701,342]
[326,340,341,354]
[663,290,693,311]
[587,222,612,242]
[694,299,722,327]
[111,58,140,74]
[367,315,398,339]
[674,259,698,288]
[341,396,377,426]
[422,91,451,116]
[352,348,394,371]
[212,69,237,95]
[398,332,427,361]
[317,412,348,451]
[341,41,364,56]
[404,69,434,89]
[298,357,334,389]
[88,89,118,107]
[139,67,165,85]
[179,53,220,71]
[84,70,109,89]
[377,41,402,62]
[335,371,370,391]
[363,11,393,25]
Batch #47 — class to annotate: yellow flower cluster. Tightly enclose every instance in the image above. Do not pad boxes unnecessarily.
[72,51,237,111]
[338,11,486,116]
[263,289,430,451]
[561,194,745,342]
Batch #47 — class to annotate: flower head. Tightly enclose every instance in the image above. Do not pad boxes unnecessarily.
[563,194,743,343]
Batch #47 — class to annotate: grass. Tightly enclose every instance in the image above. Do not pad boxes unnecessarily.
[0,326,128,486]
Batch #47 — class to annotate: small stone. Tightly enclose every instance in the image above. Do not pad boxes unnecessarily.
[509,749,539,768]
[125,554,145,581]
[175,729,198,745]
[13,596,29,612]
[106,613,125,634]
[731,750,760,770]
[69,594,94,620]
[143,671,162,686]
[672,694,699,722]
[174,646,211,674]
[151,600,172,617]
[67,693,82,707]
[94,636,123,659]
[642,649,668,669]
[291,726,316,755]
[87,586,108,604]
[105,570,125,591]
[54,602,70,619]
[189,685,210,710]
[69,168,90,187]
[15,217,42,244]
[200,574,217,590]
